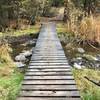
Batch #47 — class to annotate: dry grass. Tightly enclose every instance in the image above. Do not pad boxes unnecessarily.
[78,16,100,43]
[0,43,24,100]
[0,44,12,63]
[66,16,100,44]
[0,44,14,76]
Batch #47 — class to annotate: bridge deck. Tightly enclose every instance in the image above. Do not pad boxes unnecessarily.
[17,23,81,100]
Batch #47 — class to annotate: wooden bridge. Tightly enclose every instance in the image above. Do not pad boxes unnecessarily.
[17,22,81,100]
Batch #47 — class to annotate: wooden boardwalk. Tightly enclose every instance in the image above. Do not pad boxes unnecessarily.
[17,22,81,100]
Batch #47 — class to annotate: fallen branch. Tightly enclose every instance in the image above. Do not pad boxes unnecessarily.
[84,76,100,86]
[87,41,100,50]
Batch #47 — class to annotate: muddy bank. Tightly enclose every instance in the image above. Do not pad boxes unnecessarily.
[6,33,39,71]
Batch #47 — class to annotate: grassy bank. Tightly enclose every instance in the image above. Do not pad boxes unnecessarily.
[0,24,40,100]
[0,44,24,100]
[0,71,24,100]
[73,68,100,100]
[0,24,40,37]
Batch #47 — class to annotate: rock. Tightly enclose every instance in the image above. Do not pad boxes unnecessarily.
[28,40,36,45]
[20,43,28,46]
[83,54,98,61]
[95,63,100,68]
[77,48,85,53]
[71,57,84,65]
[33,39,37,42]
[76,57,82,60]
[15,54,26,62]
[96,54,100,61]
[15,62,26,68]
[73,63,82,69]
[21,50,32,57]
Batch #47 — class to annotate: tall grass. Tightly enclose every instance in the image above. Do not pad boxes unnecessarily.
[0,42,24,100]
[64,0,100,45]
[0,44,12,64]
[78,16,100,43]
[0,43,14,77]
[66,16,100,44]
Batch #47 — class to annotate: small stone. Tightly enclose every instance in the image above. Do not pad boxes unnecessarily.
[15,54,26,62]
[76,57,82,60]
[28,40,36,45]
[73,63,82,69]
[21,50,32,57]
[83,54,98,61]
[95,63,100,68]
[15,62,26,68]
[77,48,85,53]
[96,54,100,61]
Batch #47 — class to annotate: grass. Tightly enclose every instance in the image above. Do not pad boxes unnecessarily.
[72,68,100,100]
[12,24,40,36]
[0,71,24,100]
[56,22,67,33]
[0,24,40,100]
[0,24,40,37]
[0,44,24,100]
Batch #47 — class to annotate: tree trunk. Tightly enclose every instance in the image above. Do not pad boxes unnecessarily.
[63,0,70,23]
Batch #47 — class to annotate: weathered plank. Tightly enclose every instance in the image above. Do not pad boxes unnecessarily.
[27,68,71,72]
[21,85,78,90]
[30,59,68,64]
[24,75,74,80]
[28,66,70,68]
[17,97,81,100]
[29,63,69,66]
[22,80,76,85]
[19,90,80,97]
[25,71,72,75]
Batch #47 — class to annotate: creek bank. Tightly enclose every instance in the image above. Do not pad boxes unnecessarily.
[59,36,100,70]
[8,34,38,70]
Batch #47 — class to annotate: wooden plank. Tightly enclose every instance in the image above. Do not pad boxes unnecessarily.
[24,75,74,80]
[25,71,72,75]
[33,54,65,57]
[29,63,69,66]
[19,90,80,97]
[27,69,71,72]
[28,66,70,69]
[31,57,67,61]
[33,52,65,54]
[30,60,68,63]
[17,97,81,100]
[21,85,78,91]
[22,80,76,85]
[31,56,67,59]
